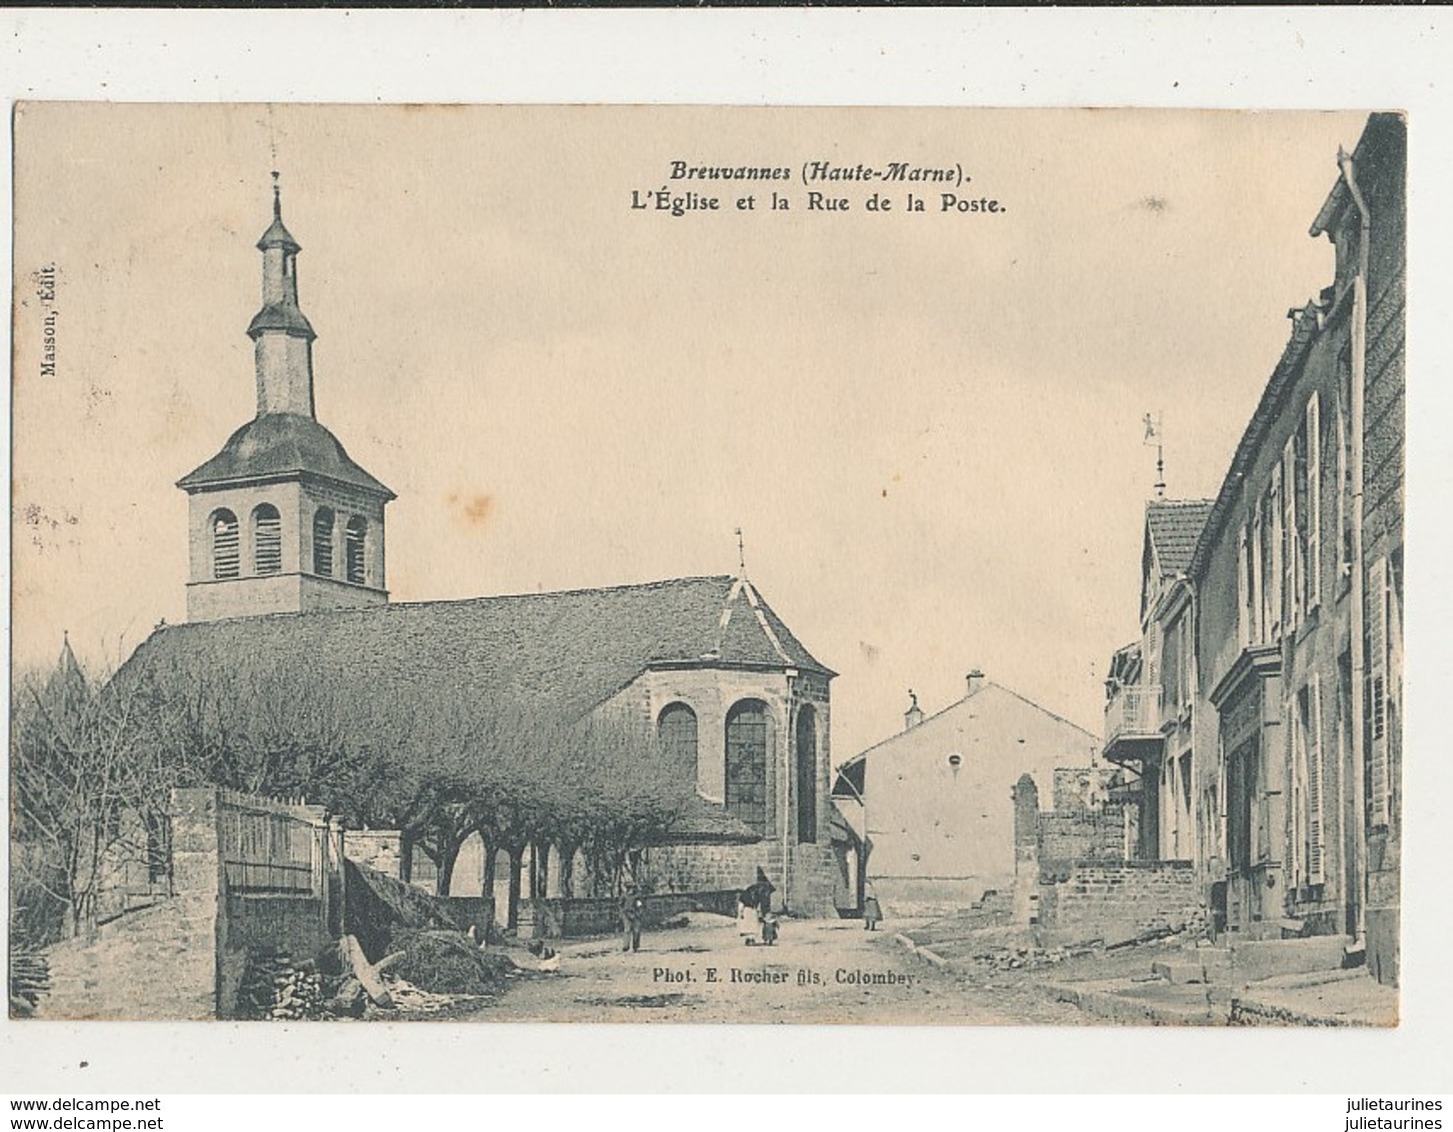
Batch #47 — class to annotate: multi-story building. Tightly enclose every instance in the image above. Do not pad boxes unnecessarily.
[1103,499,1213,863]
[1103,114,1404,984]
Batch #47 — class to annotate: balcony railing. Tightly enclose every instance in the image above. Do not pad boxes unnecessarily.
[1104,684,1163,750]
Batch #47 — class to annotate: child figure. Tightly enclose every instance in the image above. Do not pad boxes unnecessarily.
[863,892,882,931]
[738,893,758,945]
[760,910,780,946]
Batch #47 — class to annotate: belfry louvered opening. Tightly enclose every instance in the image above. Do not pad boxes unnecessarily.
[345,516,367,584]
[313,507,335,577]
[211,510,239,580]
[253,504,282,576]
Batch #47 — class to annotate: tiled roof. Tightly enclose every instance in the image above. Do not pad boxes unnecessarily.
[177,412,394,498]
[121,575,831,734]
[1146,499,1214,576]
[649,793,762,845]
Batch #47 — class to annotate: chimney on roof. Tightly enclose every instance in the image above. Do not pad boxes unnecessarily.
[966,669,986,697]
[904,690,924,732]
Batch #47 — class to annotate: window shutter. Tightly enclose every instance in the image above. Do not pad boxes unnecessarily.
[1237,525,1250,649]
[1289,712,1303,885]
[1251,516,1265,642]
[1146,626,1160,691]
[1308,682,1325,884]
[1368,556,1390,827]
[1268,474,1283,636]
[1283,438,1297,625]
[1306,392,1321,606]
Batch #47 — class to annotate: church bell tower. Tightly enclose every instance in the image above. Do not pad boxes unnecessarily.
[177,177,395,623]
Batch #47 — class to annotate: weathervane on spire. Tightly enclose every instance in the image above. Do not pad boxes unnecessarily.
[734,527,747,576]
[1143,411,1166,500]
[271,170,282,219]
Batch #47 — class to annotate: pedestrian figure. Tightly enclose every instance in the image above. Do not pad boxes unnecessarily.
[620,884,645,953]
[747,867,776,914]
[738,888,758,945]
[761,910,780,946]
[863,889,882,931]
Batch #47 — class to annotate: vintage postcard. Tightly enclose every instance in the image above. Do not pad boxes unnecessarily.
[8,103,1403,1026]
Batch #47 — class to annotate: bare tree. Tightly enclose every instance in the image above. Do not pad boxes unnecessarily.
[10,644,184,940]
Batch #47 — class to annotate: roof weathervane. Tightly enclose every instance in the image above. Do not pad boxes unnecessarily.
[271,170,282,219]
[1143,411,1166,500]
[734,527,747,576]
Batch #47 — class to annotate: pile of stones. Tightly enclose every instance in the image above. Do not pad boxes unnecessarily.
[237,948,327,1021]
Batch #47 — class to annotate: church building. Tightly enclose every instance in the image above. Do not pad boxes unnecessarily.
[129,184,841,917]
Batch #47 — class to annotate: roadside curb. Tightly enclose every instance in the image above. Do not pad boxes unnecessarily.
[893,932,949,969]
[1040,979,1226,1026]
[1228,996,1356,1027]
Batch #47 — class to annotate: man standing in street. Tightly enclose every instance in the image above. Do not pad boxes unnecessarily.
[620,883,646,953]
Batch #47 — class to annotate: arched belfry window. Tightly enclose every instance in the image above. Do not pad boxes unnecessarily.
[313,507,335,577]
[252,504,282,576]
[211,510,239,580]
[796,705,818,844]
[345,516,368,585]
[725,700,769,836]
[658,703,699,772]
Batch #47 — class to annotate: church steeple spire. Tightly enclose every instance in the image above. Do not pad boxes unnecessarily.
[247,173,316,417]
[178,177,393,624]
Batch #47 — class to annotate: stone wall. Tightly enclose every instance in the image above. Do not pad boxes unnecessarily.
[1360,116,1405,991]
[345,829,405,878]
[36,788,220,1019]
[529,891,739,939]
[1037,808,1130,874]
[641,843,784,906]
[635,840,833,917]
[1039,861,1200,939]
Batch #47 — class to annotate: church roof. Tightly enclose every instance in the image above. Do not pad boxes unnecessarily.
[647,793,763,845]
[247,300,315,340]
[121,574,832,731]
[1145,499,1213,576]
[257,214,300,253]
[177,412,394,499]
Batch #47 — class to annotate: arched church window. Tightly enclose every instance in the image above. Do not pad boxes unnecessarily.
[313,507,335,577]
[725,700,768,836]
[658,703,698,772]
[796,705,818,844]
[252,504,282,576]
[345,516,368,585]
[211,510,239,580]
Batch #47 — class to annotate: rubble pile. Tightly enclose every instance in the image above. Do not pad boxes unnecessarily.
[970,943,1102,972]
[237,949,327,1021]
[386,979,485,1015]
[388,929,517,996]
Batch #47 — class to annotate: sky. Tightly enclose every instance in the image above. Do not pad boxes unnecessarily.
[11,103,1373,762]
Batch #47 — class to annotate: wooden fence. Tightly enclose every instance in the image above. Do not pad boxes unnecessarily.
[217,789,332,895]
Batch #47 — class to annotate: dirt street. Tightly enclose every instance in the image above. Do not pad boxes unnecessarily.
[464,914,1085,1025]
